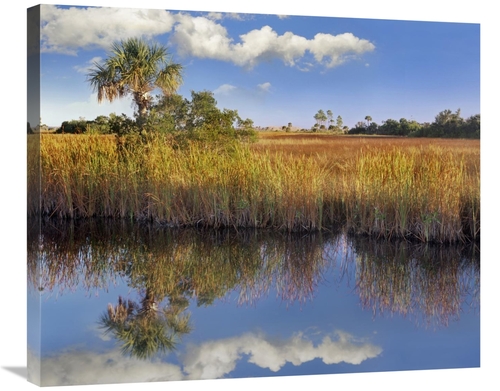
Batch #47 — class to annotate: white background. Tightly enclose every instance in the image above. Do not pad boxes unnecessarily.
[1,1,496,390]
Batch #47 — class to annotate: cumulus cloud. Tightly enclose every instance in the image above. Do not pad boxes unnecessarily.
[40,5,176,54]
[172,17,374,69]
[308,32,376,68]
[41,5,375,70]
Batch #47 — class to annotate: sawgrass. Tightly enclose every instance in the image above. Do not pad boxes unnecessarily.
[28,133,479,242]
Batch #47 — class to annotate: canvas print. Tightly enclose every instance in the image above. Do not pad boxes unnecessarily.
[27,4,480,387]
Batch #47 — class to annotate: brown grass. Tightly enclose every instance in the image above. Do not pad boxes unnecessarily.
[27,132,480,242]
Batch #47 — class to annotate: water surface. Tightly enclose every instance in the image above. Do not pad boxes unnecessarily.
[27,219,480,386]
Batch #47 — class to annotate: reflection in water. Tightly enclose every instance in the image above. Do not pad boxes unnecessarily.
[350,237,480,327]
[28,219,479,328]
[28,219,333,307]
[27,329,382,386]
[100,290,192,359]
[182,330,382,380]
[27,218,479,385]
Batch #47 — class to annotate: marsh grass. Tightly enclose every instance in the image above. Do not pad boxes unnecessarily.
[28,133,479,242]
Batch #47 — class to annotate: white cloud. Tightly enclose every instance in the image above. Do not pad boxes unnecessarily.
[40,6,375,69]
[171,14,235,62]
[214,84,237,95]
[308,32,375,67]
[28,348,183,386]
[226,13,246,21]
[206,12,246,21]
[182,330,382,379]
[29,329,381,385]
[206,12,224,20]
[172,16,374,69]
[258,82,272,92]
[40,5,176,54]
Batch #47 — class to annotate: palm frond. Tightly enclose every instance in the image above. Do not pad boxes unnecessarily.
[156,63,183,96]
[86,37,183,118]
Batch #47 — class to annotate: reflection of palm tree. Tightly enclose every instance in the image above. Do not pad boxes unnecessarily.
[99,289,192,359]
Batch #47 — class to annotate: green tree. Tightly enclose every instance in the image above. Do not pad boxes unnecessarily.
[327,110,334,127]
[379,119,400,135]
[365,115,372,126]
[349,121,367,134]
[186,90,220,130]
[430,109,464,137]
[463,114,480,138]
[336,115,343,128]
[152,93,188,131]
[314,110,327,127]
[87,37,183,122]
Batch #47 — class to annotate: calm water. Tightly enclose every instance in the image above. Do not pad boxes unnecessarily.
[27,219,480,386]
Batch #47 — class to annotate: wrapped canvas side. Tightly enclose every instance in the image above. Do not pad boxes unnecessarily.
[27,5,42,387]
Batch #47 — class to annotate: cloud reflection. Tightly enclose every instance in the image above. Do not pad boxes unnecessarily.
[29,329,382,386]
[183,330,382,379]
[28,348,184,386]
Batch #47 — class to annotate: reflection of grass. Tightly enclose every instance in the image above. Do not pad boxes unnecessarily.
[29,133,479,242]
[28,220,479,328]
[27,220,335,305]
[350,236,480,328]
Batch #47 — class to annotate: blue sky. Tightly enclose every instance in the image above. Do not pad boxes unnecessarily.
[37,4,480,129]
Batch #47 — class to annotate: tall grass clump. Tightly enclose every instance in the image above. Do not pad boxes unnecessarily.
[345,144,479,242]
[31,133,479,243]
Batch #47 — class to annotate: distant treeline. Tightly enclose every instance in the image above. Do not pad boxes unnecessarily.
[348,109,480,139]
[52,105,479,140]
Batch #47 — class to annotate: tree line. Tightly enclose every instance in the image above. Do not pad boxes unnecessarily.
[348,109,480,139]
[310,108,479,139]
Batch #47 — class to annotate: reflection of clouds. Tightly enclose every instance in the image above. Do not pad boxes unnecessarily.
[29,330,382,386]
[183,330,382,379]
[28,348,183,386]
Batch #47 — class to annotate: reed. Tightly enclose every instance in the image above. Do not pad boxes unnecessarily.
[28,133,479,242]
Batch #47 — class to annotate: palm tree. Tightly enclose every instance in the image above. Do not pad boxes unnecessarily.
[99,290,192,360]
[87,37,183,121]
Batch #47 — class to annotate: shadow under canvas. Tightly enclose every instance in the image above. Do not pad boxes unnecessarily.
[2,367,27,380]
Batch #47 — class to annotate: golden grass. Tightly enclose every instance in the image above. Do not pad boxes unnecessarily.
[27,133,480,242]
